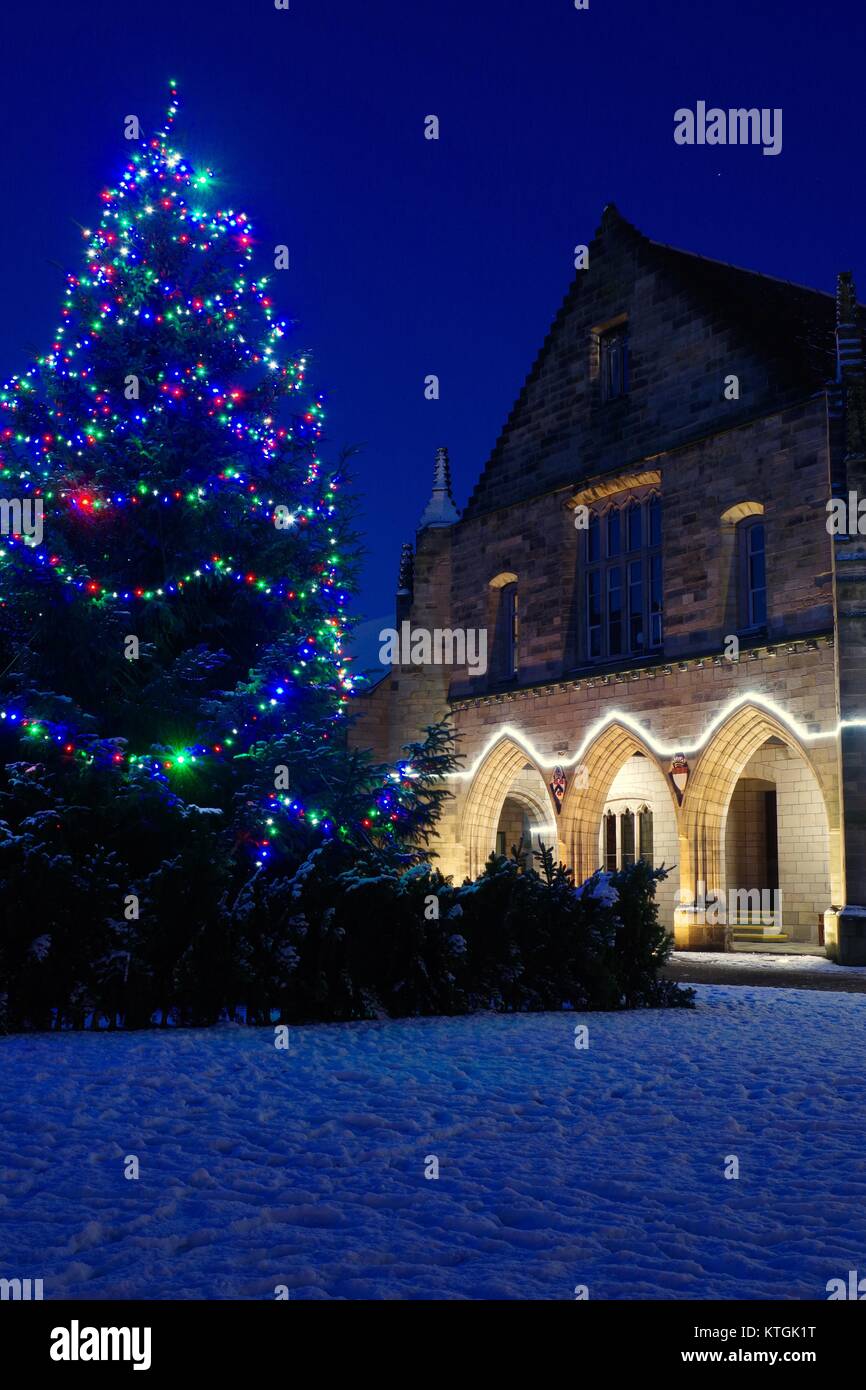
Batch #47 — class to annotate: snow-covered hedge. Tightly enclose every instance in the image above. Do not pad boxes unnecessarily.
[0,818,693,1027]
[232,844,694,1022]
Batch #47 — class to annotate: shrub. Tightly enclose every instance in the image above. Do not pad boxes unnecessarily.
[255,841,694,1021]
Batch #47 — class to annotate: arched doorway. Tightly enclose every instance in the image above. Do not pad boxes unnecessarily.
[678,701,837,949]
[495,766,557,869]
[724,740,831,946]
[459,736,560,878]
[559,719,680,889]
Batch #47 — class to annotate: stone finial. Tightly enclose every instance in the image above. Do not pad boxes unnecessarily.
[396,541,414,597]
[418,445,460,529]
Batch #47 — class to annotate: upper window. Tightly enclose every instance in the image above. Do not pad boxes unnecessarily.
[496,581,519,679]
[584,494,662,662]
[739,519,767,629]
[489,572,519,681]
[599,325,629,401]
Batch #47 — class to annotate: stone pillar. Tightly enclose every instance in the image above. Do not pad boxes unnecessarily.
[828,272,866,962]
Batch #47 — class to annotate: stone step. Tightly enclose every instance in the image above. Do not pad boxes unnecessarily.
[732,930,790,942]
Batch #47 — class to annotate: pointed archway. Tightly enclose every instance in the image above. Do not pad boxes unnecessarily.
[558,719,681,884]
[677,700,839,946]
[459,735,559,878]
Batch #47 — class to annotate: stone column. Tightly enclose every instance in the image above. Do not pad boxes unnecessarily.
[827,274,866,962]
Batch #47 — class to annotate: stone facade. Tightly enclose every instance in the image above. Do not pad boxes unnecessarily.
[351,207,866,962]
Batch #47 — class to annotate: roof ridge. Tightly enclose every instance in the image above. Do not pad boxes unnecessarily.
[647,237,845,304]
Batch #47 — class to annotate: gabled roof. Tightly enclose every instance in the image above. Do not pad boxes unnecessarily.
[462,205,857,518]
[645,230,838,387]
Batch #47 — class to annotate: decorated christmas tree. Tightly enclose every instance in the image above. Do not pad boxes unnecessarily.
[0,86,456,1026]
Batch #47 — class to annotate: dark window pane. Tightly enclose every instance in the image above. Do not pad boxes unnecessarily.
[639,808,653,862]
[747,523,767,627]
[650,553,663,647]
[604,813,617,871]
[628,559,644,651]
[627,502,642,552]
[587,513,600,563]
[601,330,628,401]
[750,584,767,626]
[586,571,602,659]
[607,510,621,558]
[649,496,662,547]
[608,567,623,655]
[498,584,519,676]
[621,810,635,867]
[508,588,519,673]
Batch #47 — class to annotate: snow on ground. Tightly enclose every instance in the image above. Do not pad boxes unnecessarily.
[670,950,866,974]
[2,985,866,1301]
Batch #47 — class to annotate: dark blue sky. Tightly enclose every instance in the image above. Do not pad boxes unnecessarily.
[2,0,864,659]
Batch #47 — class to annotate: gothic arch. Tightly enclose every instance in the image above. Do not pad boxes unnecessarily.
[559,719,680,883]
[459,735,558,878]
[679,701,839,904]
[720,500,764,525]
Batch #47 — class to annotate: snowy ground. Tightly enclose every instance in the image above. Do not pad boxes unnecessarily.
[670,950,866,975]
[2,985,866,1300]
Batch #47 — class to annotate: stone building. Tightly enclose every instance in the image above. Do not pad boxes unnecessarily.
[352,206,866,961]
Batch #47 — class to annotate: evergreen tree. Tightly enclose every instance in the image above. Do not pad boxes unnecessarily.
[0,87,457,1026]
[0,84,426,863]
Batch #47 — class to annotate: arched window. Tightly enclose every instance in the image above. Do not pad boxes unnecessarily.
[739,519,767,629]
[489,573,519,681]
[501,583,519,676]
[638,805,654,863]
[599,323,629,401]
[584,494,662,661]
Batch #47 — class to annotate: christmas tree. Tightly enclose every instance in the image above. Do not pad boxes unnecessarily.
[0,84,391,866]
[0,85,457,1031]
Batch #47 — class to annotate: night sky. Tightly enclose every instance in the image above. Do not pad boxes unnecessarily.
[2,0,864,665]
